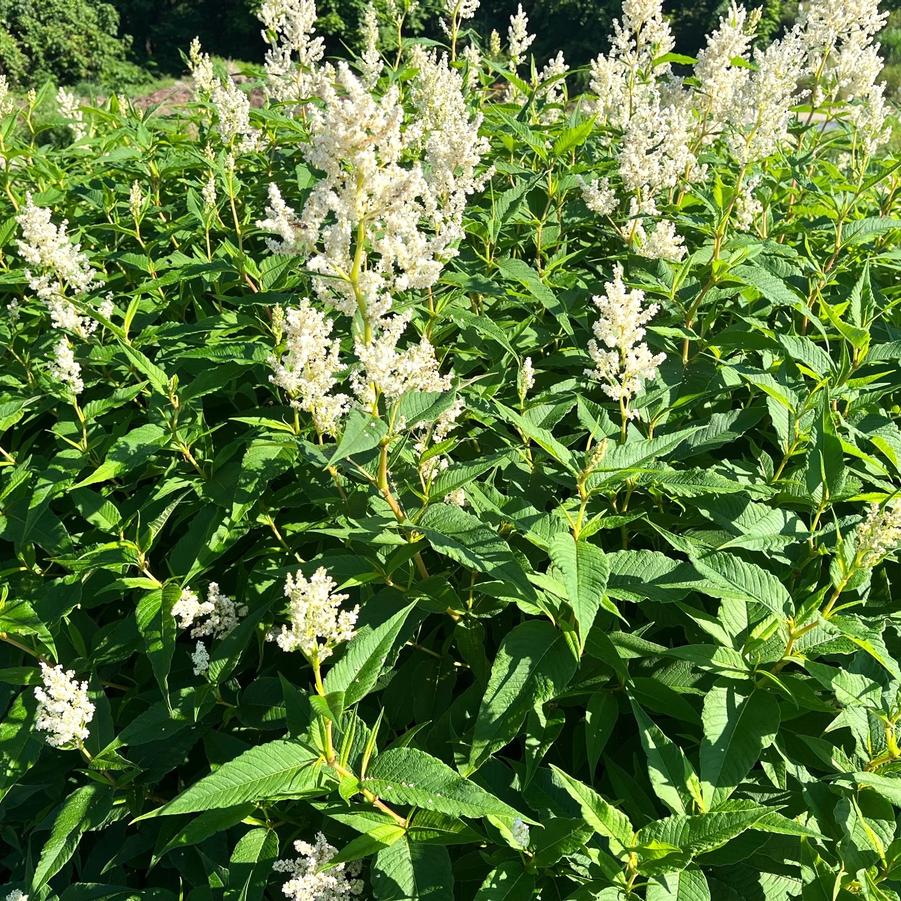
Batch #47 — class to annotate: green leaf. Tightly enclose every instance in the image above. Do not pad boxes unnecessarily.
[805,395,843,503]
[699,687,780,808]
[849,772,901,807]
[688,550,792,617]
[32,785,113,890]
[632,701,703,815]
[231,437,297,522]
[309,690,346,724]
[372,838,454,900]
[496,257,572,335]
[330,824,406,865]
[734,265,801,307]
[0,690,42,801]
[325,602,416,706]
[364,747,526,821]
[548,533,609,650]
[551,765,634,857]
[0,598,56,654]
[646,867,711,901]
[139,739,323,816]
[330,410,388,466]
[225,829,279,901]
[530,817,593,867]
[636,806,768,868]
[135,582,180,701]
[842,216,901,245]
[474,861,535,900]
[585,692,617,774]
[75,424,169,487]
[154,805,253,865]
[494,402,576,473]
[396,390,459,431]
[552,116,595,155]
[467,621,577,773]
[430,452,510,501]
[416,504,535,604]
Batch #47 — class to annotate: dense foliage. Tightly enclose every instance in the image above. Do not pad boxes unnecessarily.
[2,0,901,898]
[0,0,134,88]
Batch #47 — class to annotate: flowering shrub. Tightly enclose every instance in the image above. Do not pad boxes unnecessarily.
[2,0,901,897]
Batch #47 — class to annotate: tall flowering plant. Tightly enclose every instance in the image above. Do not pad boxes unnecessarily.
[0,0,901,897]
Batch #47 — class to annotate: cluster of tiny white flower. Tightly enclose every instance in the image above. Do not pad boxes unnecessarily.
[506,4,535,69]
[202,173,218,209]
[189,40,262,153]
[273,833,364,900]
[16,194,100,337]
[408,46,491,238]
[511,817,530,849]
[587,265,665,413]
[588,0,675,130]
[129,180,145,220]
[579,0,892,256]
[360,3,383,88]
[580,177,617,217]
[442,0,480,35]
[34,662,95,749]
[269,567,359,662]
[56,88,86,140]
[191,641,211,676]
[0,75,15,119]
[853,499,901,571]
[518,356,535,402]
[259,0,325,102]
[6,890,28,901]
[173,583,247,639]
[693,2,759,144]
[257,36,484,420]
[536,51,569,123]
[173,584,247,675]
[260,57,483,337]
[630,204,687,263]
[733,175,764,233]
[352,312,451,406]
[729,26,806,166]
[583,0,704,249]
[50,337,84,395]
[270,300,350,434]
[462,43,482,90]
[799,0,889,155]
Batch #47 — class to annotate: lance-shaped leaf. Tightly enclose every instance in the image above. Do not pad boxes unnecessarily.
[225,828,279,901]
[474,860,536,900]
[330,410,388,466]
[636,805,769,874]
[551,765,634,858]
[136,581,181,701]
[688,550,792,617]
[325,601,417,705]
[646,866,711,901]
[632,701,704,815]
[466,621,577,773]
[137,740,324,817]
[699,687,780,808]
[548,532,609,650]
[32,784,113,889]
[364,747,528,821]
[416,504,536,604]
[372,839,454,901]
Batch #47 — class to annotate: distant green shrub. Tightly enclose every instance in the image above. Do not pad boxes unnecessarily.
[0,0,130,86]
